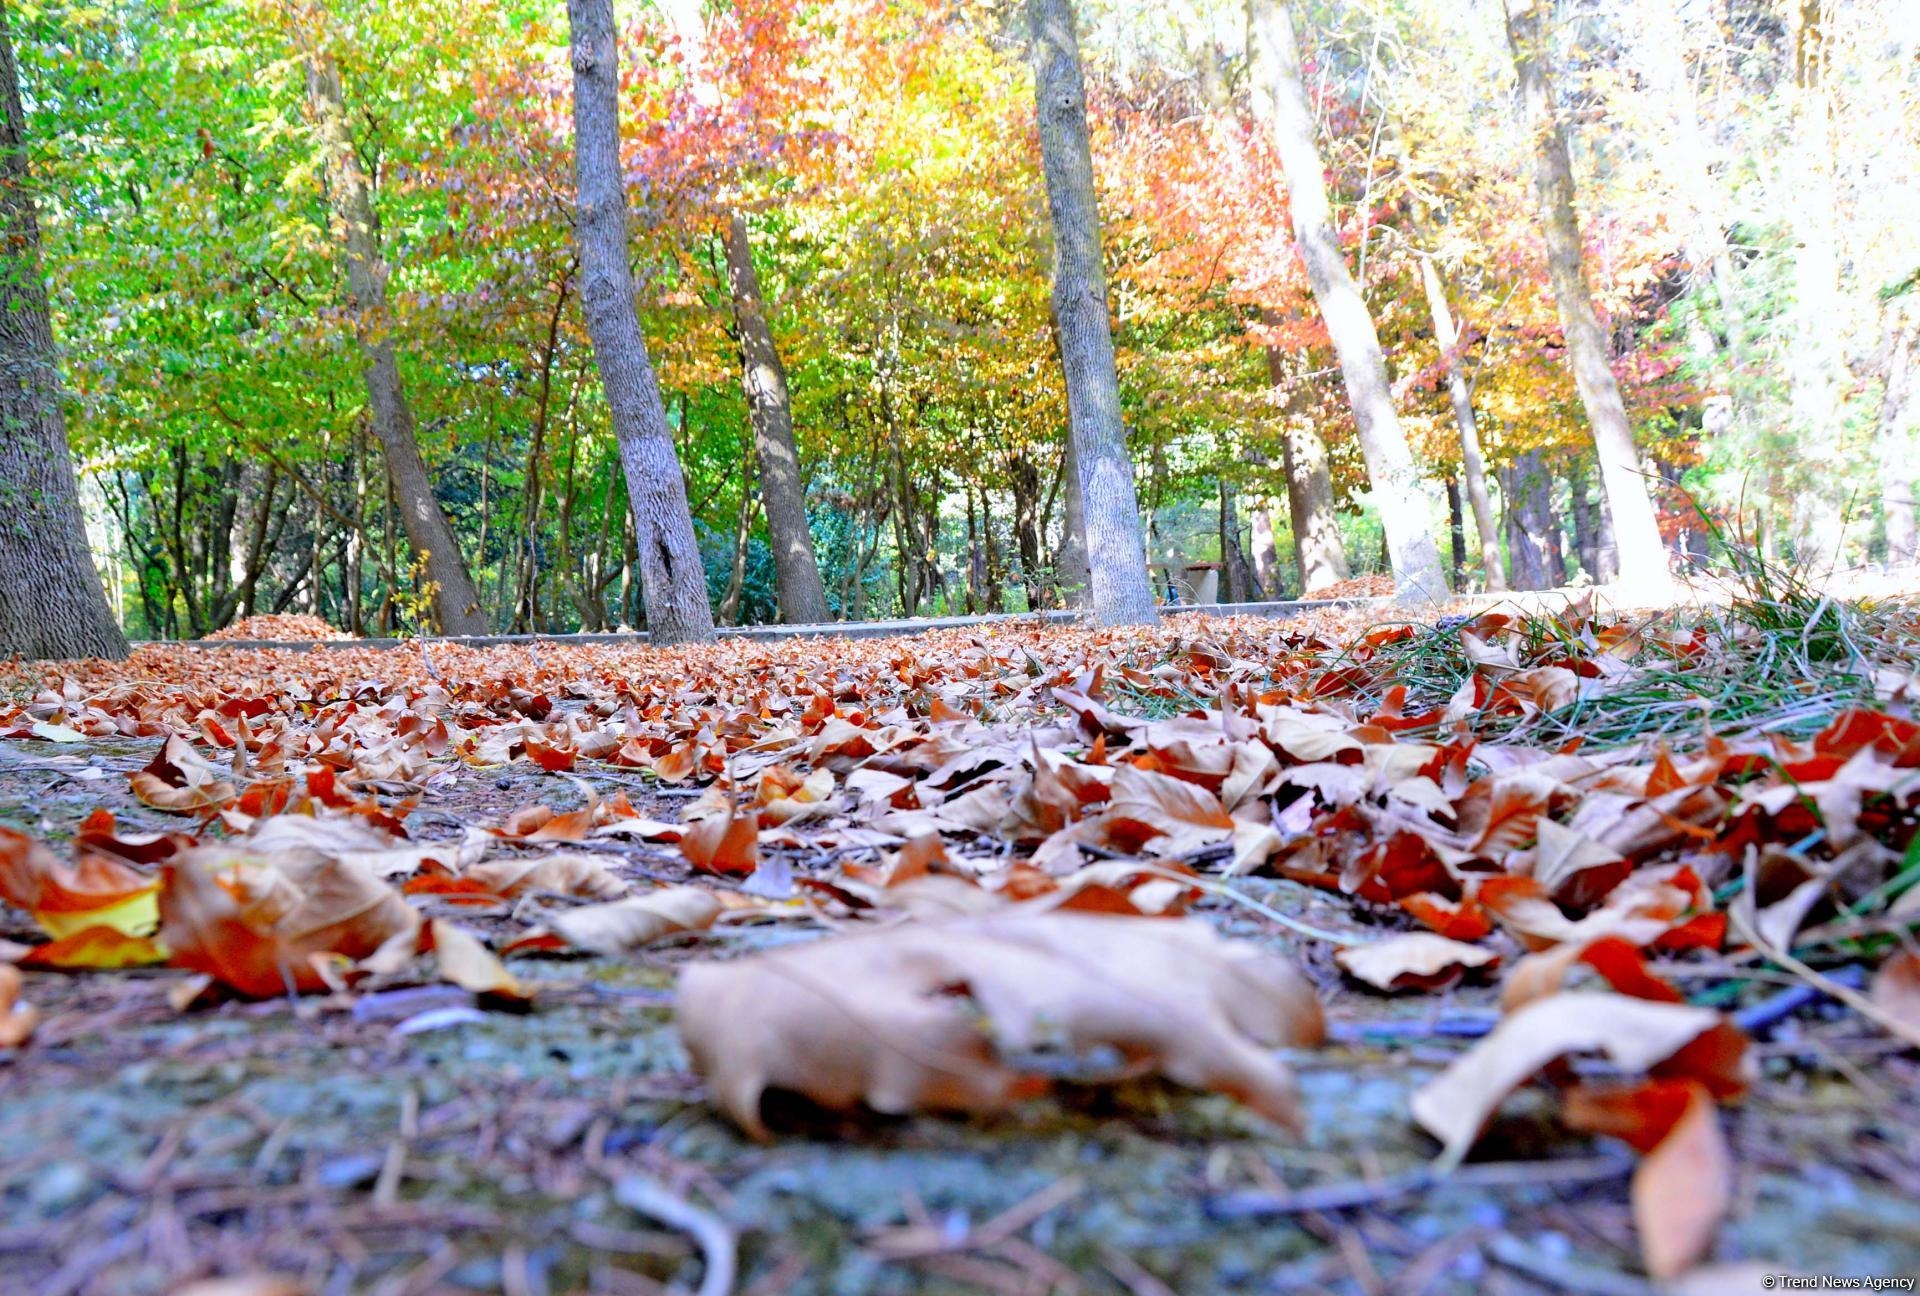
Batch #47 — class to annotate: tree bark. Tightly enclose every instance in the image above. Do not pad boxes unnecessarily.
[1264,346,1349,593]
[1418,255,1505,590]
[1503,451,1563,590]
[1220,477,1257,602]
[1250,500,1282,598]
[296,10,485,635]
[0,2,127,660]
[720,212,829,624]
[1445,476,1467,587]
[566,0,713,644]
[1248,0,1447,604]
[1502,0,1669,596]
[1028,0,1156,626]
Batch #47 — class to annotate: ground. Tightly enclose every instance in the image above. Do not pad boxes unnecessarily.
[2,601,1917,1296]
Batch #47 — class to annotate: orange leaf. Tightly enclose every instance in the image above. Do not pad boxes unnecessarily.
[18,926,166,969]
[680,807,759,875]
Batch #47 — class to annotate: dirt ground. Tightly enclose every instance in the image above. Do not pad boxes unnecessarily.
[2,632,1918,1296]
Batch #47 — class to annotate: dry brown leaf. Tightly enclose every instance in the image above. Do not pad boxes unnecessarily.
[427,919,529,1002]
[158,843,420,998]
[1564,1079,1731,1279]
[1334,932,1500,993]
[463,853,629,901]
[548,886,724,955]
[0,825,161,941]
[1409,992,1725,1163]
[680,805,760,875]
[0,964,38,1047]
[678,911,1324,1139]
[1098,764,1234,856]
[1871,950,1920,1034]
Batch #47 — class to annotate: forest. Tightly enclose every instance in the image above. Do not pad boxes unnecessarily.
[2,1,1919,1294]
[3,0,1914,648]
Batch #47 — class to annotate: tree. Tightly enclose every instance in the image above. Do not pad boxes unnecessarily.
[566,0,713,645]
[0,1,126,660]
[1418,256,1506,590]
[1263,333,1350,592]
[1246,0,1448,603]
[1502,0,1669,594]
[721,213,830,624]
[293,3,488,636]
[1027,0,1156,626]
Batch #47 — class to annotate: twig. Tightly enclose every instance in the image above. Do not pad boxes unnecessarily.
[614,1175,736,1296]
[1733,854,1920,1048]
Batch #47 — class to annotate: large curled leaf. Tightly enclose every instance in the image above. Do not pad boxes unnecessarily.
[678,911,1324,1139]
[158,839,419,997]
[1409,992,1733,1163]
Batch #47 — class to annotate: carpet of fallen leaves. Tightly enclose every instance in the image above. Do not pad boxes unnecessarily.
[2,599,1917,1295]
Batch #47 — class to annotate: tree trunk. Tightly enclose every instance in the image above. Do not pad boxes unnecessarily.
[566,0,713,644]
[1028,0,1156,626]
[720,212,829,624]
[718,437,755,626]
[1419,255,1505,591]
[1503,0,1669,596]
[296,11,485,635]
[1220,478,1257,602]
[1250,500,1282,599]
[1248,0,1447,604]
[1052,373,1092,611]
[1264,345,1349,593]
[0,4,127,660]
[1570,462,1597,581]
[1503,451,1563,590]
[1446,476,1467,588]
[1878,315,1916,566]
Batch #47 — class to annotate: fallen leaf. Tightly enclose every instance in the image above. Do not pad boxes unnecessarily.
[549,887,724,955]
[0,826,161,941]
[17,926,166,969]
[680,805,759,875]
[463,853,629,901]
[1409,992,1727,1163]
[678,911,1324,1139]
[0,964,37,1047]
[427,919,529,1002]
[1871,950,1920,1034]
[158,842,420,998]
[1566,1079,1731,1278]
[1098,763,1234,856]
[1335,932,1500,993]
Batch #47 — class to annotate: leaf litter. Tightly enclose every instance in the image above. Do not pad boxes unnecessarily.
[1,598,1918,1291]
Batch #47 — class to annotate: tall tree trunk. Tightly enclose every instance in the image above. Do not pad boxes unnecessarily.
[718,438,755,626]
[1250,500,1281,599]
[720,212,829,624]
[1503,451,1563,590]
[1264,345,1349,592]
[1248,0,1447,604]
[1503,0,1669,595]
[1028,0,1156,626]
[296,11,485,635]
[0,4,127,660]
[1570,462,1597,580]
[1419,255,1505,590]
[1877,315,1916,566]
[1445,476,1467,588]
[1052,365,1092,610]
[566,0,713,644]
[1220,478,1257,602]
